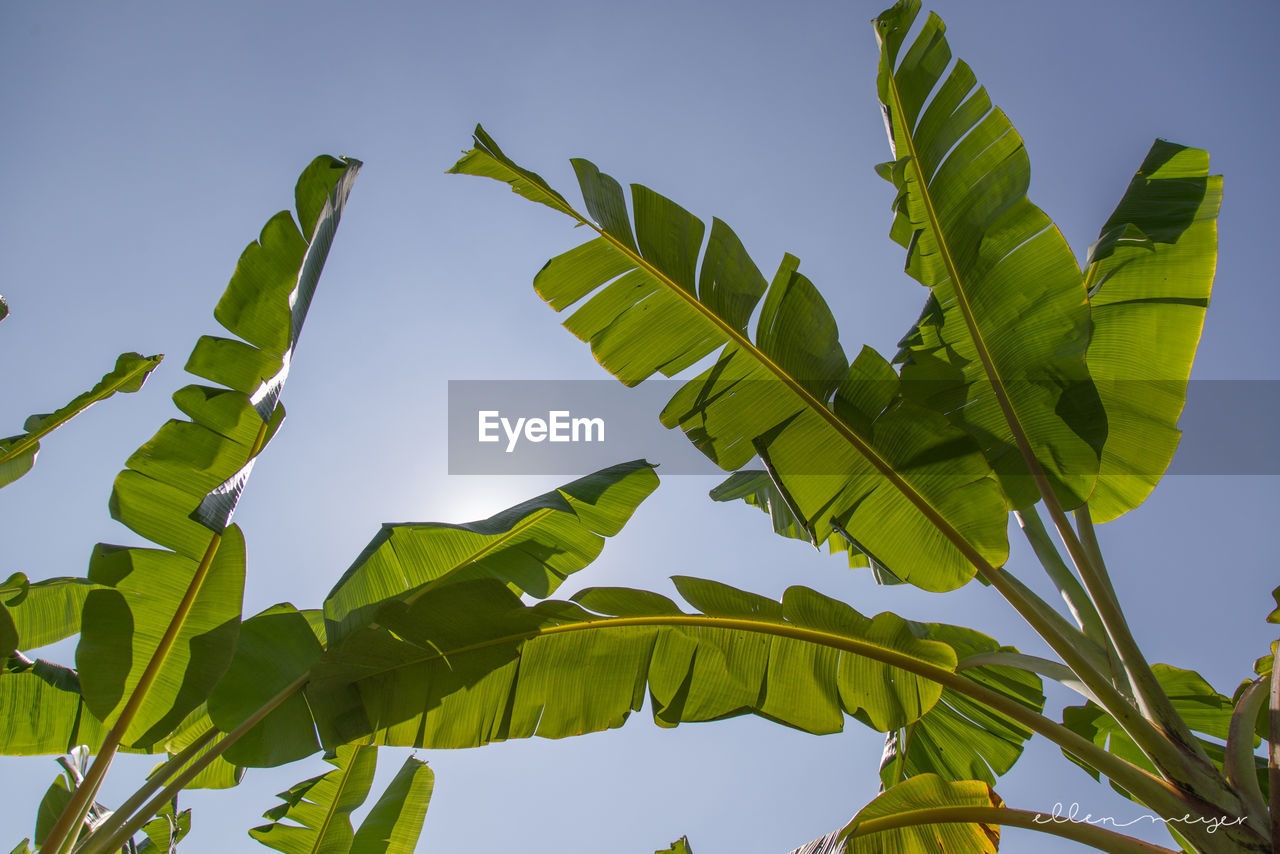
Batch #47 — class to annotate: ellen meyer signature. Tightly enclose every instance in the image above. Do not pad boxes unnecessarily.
[1033,802,1245,835]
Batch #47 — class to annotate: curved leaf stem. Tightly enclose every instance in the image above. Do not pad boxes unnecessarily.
[368,612,1196,820]
[1223,677,1270,835]
[78,674,307,854]
[841,804,1181,854]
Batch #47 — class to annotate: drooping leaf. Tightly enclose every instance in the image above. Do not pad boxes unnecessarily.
[451,127,1007,592]
[348,755,434,854]
[1084,141,1222,521]
[880,623,1043,789]
[0,574,101,653]
[306,576,958,752]
[0,656,108,755]
[875,0,1105,509]
[0,352,162,489]
[323,459,660,642]
[248,743,378,854]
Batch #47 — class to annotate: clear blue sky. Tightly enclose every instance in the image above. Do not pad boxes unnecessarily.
[3,1,1278,851]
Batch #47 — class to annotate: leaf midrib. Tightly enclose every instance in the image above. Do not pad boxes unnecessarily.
[883,65,1046,489]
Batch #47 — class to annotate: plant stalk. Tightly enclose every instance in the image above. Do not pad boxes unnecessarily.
[72,726,219,852]
[40,533,225,854]
[78,674,307,854]
[1073,506,1218,770]
[44,417,271,854]
[1015,506,1113,657]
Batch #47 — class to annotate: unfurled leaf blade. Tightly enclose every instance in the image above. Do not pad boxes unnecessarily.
[0,575,102,652]
[249,744,377,854]
[306,577,957,752]
[1085,140,1221,521]
[876,0,1104,509]
[452,128,1008,592]
[0,657,109,755]
[349,756,434,854]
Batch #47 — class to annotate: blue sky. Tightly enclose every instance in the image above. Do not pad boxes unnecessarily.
[3,1,1278,851]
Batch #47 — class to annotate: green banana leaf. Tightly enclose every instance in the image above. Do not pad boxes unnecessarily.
[879,623,1043,789]
[875,0,1105,510]
[33,748,114,849]
[1084,140,1222,521]
[134,798,190,853]
[0,352,162,489]
[451,129,1008,592]
[73,155,360,751]
[205,462,661,769]
[157,704,244,790]
[838,775,1001,853]
[207,603,327,768]
[323,458,660,642]
[305,576,959,750]
[709,471,894,577]
[0,656,108,755]
[0,573,102,653]
[249,744,434,854]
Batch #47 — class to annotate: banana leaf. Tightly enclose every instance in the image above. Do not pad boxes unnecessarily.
[451,129,1007,592]
[875,0,1105,509]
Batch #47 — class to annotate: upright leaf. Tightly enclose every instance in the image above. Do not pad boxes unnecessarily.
[249,744,377,854]
[875,0,1105,509]
[451,128,1007,592]
[349,756,434,854]
[1084,140,1221,521]
[0,352,161,489]
[73,156,360,753]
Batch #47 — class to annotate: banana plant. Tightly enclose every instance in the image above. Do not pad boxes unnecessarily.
[449,1,1272,850]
